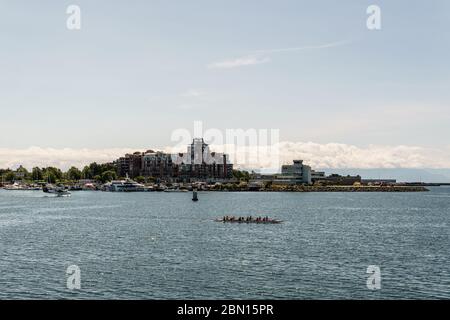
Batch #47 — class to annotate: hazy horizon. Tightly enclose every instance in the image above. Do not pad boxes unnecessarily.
[2,144,450,183]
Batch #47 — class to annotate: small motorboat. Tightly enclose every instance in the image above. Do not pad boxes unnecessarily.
[215,217,282,224]
[164,188,189,193]
[43,185,71,197]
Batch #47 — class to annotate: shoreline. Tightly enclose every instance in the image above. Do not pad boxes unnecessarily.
[1,186,430,192]
[208,186,430,192]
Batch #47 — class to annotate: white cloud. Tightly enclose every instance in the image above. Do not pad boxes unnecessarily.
[1,142,450,172]
[207,40,350,70]
[199,142,450,171]
[252,40,351,54]
[208,56,270,69]
[0,147,136,171]
[274,142,450,169]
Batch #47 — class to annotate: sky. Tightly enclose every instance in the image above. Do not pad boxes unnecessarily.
[0,0,449,170]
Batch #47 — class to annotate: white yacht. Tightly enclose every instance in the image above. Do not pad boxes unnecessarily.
[4,182,41,191]
[107,177,146,192]
[4,182,21,190]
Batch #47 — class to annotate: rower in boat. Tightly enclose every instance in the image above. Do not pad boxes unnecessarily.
[216,216,282,224]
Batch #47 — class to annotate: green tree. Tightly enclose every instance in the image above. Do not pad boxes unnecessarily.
[89,162,101,177]
[67,167,82,181]
[81,162,117,181]
[16,165,29,180]
[101,170,117,183]
[232,170,250,182]
[135,176,146,184]
[31,167,44,181]
[4,171,15,183]
[81,166,91,179]
[46,172,57,184]
[99,163,116,173]
[43,167,63,183]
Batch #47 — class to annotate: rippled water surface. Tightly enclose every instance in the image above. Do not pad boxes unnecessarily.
[0,188,449,299]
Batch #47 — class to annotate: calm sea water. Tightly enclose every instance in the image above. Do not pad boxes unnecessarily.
[0,188,449,299]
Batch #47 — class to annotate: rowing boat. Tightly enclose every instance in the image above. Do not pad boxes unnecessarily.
[214,218,282,224]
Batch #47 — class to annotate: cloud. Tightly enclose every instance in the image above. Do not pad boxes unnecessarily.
[208,56,270,69]
[0,147,136,171]
[190,142,450,171]
[207,40,350,69]
[1,142,450,172]
[274,142,450,170]
[252,40,351,54]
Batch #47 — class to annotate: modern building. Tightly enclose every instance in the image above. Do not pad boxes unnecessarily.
[174,138,233,182]
[248,160,315,186]
[280,160,312,184]
[315,174,362,186]
[116,152,144,178]
[311,170,326,181]
[114,139,233,182]
[249,160,364,186]
[142,151,175,179]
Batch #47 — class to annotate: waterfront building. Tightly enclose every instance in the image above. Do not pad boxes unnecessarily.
[311,170,326,181]
[129,152,144,178]
[173,138,233,182]
[249,160,331,186]
[248,160,313,186]
[315,174,362,186]
[280,160,312,184]
[114,139,233,182]
[116,152,146,178]
[142,151,175,179]
[116,155,131,178]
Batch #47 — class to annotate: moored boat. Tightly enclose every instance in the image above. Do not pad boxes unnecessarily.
[164,188,189,193]
[3,182,41,191]
[215,216,282,224]
[105,177,145,192]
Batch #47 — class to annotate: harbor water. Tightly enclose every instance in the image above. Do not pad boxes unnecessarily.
[0,188,449,299]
